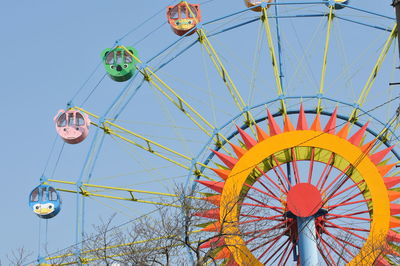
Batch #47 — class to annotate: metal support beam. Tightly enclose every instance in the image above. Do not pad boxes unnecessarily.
[297,216,319,265]
[393,0,400,60]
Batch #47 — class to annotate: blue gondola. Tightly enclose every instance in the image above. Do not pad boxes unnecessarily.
[29,185,61,219]
[324,0,349,9]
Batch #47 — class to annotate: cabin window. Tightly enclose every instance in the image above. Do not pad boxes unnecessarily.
[68,113,75,127]
[76,113,85,126]
[170,6,179,19]
[106,51,114,65]
[188,6,197,18]
[41,187,47,201]
[57,113,67,127]
[116,51,123,65]
[180,6,188,18]
[124,51,133,64]
[49,187,58,201]
[31,188,39,202]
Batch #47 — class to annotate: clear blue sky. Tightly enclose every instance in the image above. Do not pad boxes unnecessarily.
[0,0,397,264]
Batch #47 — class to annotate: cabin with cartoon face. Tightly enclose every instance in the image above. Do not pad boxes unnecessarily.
[167,2,201,36]
[54,110,90,144]
[101,46,139,82]
[29,185,61,219]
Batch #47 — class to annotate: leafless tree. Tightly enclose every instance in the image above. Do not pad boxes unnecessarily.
[6,247,33,266]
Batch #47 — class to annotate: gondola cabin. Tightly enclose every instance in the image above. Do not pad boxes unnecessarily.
[29,185,61,219]
[325,0,349,9]
[101,46,139,82]
[54,109,90,144]
[167,2,201,36]
[244,0,273,12]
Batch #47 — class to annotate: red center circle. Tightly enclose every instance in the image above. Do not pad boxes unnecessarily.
[286,183,322,218]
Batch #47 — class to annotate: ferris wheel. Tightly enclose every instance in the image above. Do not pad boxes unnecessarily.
[29,0,400,265]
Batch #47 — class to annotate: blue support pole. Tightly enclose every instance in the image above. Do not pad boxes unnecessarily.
[274,0,285,91]
[297,216,319,265]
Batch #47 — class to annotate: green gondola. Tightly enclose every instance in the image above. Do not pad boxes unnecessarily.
[101,46,139,82]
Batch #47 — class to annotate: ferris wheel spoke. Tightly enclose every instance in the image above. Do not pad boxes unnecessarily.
[262,237,291,265]
[326,211,372,222]
[324,221,368,241]
[240,213,284,222]
[327,180,365,201]
[256,165,288,194]
[327,193,370,211]
[120,46,227,140]
[280,241,296,266]
[325,222,369,233]
[240,215,285,227]
[244,220,287,243]
[241,202,284,213]
[321,228,356,259]
[250,230,284,254]
[317,5,334,112]
[319,235,350,264]
[244,194,283,211]
[328,199,370,211]
[271,155,292,188]
[290,148,301,184]
[349,24,397,121]
[308,147,316,183]
[327,229,363,251]
[316,230,338,266]
[196,29,257,129]
[259,236,291,263]
[261,7,286,113]
[73,107,197,170]
[244,183,284,203]
[323,166,354,200]
[316,152,335,190]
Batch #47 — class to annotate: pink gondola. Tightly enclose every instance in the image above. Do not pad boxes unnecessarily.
[54,110,90,144]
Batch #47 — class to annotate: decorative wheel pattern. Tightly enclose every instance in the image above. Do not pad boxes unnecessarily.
[195,106,400,265]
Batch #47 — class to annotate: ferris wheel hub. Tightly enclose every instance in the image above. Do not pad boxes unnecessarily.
[287,183,323,218]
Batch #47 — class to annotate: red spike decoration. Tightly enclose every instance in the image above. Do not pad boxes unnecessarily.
[203,195,221,206]
[387,230,400,243]
[390,204,400,215]
[297,104,308,130]
[211,149,238,169]
[193,208,219,219]
[284,115,295,132]
[375,256,391,266]
[195,180,224,193]
[310,113,322,131]
[236,125,257,149]
[388,190,400,202]
[378,163,397,177]
[337,122,350,139]
[255,124,269,141]
[348,122,369,146]
[214,247,231,260]
[211,168,230,181]
[369,146,394,165]
[230,142,247,158]
[391,217,400,228]
[201,222,221,232]
[384,176,400,189]
[267,109,282,136]
[199,236,225,249]
[324,107,338,134]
